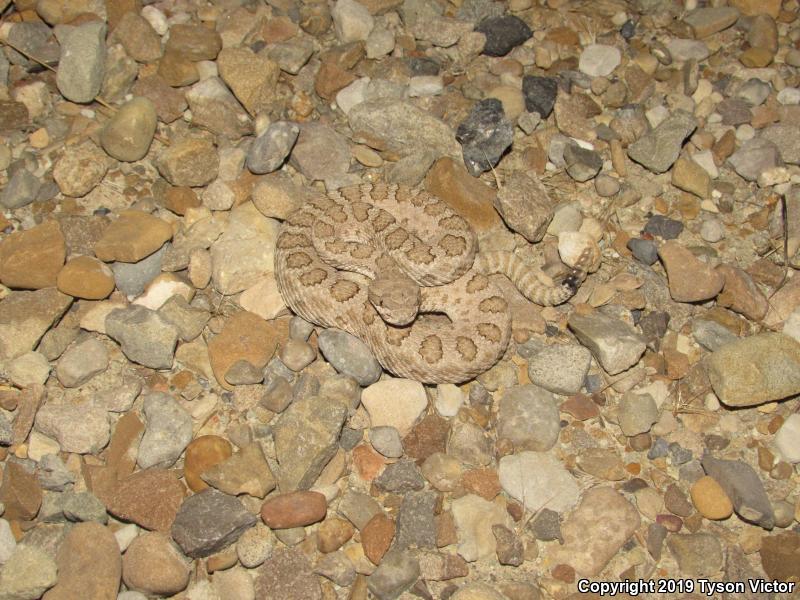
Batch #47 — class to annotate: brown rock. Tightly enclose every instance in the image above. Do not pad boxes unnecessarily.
[352,444,386,481]
[57,255,115,299]
[53,141,109,197]
[107,469,186,532]
[424,157,502,233]
[657,241,724,302]
[156,137,219,187]
[183,435,233,493]
[217,47,280,116]
[207,311,279,390]
[748,14,778,52]
[0,288,72,361]
[122,532,190,596]
[760,532,800,581]
[0,101,30,131]
[200,442,277,498]
[0,221,66,289]
[106,0,142,30]
[0,462,42,521]
[361,513,395,565]
[712,129,736,165]
[165,24,222,61]
[729,0,780,18]
[402,414,449,461]
[260,491,327,529]
[112,11,162,62]
[94,210,173,263]
[161,186,201,215]
[105,411,145,477]
[461,468,501,500]
[553,92,600,142]
[253,547,322,600]
[131,76,188,124]
[315,59,356,101]
[683,7,739,38]
[317,517,355,553]
[42,522,121,600]
[740,47,773,67]
[671,156,709,199]
[690,476,733,520]
[715,264,769,321]
[560,394,600,420]
[157,50,199,87]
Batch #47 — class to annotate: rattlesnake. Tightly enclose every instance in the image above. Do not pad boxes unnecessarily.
[275,183,592,384]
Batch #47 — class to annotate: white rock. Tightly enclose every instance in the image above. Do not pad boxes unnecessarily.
[336,77,370,115]
[435,383,465,417]
[782,306,800,344]
[692,149,718,178]
[361,378,428,436]
[774,413,800,463]
[141,5,168,35]
[239,274,287,321]
[578,44,621,77]
[114,523,139,552]
[451,494,512,562]
[407,76,443,97]
[498,451,580,513]
[645,105,670,128]
[80,300,126,334]
[366,27,395,59]
[27,431,61,462]
[777,87,800,105]
[700,218,725,243]
[332,0,374,43]
[202,180,235,211]
[666,38,710,62]
[6,351,51,387]
[558,231,599,269]
[133,275,194,310]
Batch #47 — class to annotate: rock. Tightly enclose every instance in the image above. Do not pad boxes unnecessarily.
[137,392,192,469]
[690,475,733,520]
[701,454,774,529]
[332,0,374,43]
[367,550,420,600]
[774,413,800,463]
[550,487,641,576]
[112,245,166,297]
[618,391,659,436]
[0,462,43,520]
[760,532,800,581]
[185,77,253,139]
[657,241,724,302]
[43,522,121,600]
[338,490,383,530]
[627,110,697,173]
[261,491,328,529]
[728,137,782,181]
[289,122,355,189]
[526,343,591,395]
[522,76,558,118]
[497,384,560,451]
[112,12,161,62]
[370,426,403,458]
[0,168,41,209]
[684,7,739,38]
[627,238,659,265]
[95,211,172,264]
[55,337,108,388]
[171,489,257,558]
[246,121,299,175]
[667,533,723,577]
[100,97,157,162]
[474,15,531,57]
[6,352,50,387]
[201,443,276,498]
[317,329,382,385]
[761,123,800,165]
[157,137,219,187]
[579,44,621,77]
[498,452,580,513]
[451,583,506,600]
[715,264,768,322]
[183,436,233,493]
[164,24,221,60]
[206,310,278,389]
[361,378,427,436]
[643,215,683,240]
[564,144,603,182]
[122,532,190,596]
[107,469,185,532]
[316,517,354,554]
[373,460,425,493]
[362,514,395,564]
[272,393,347,490]
[567,311,647,375]
[57,256,115,300]
[0,288,72,361]
[391,490,437,551]
[106,305,179,369]
[491,173,556,243]
[451,494,512,562]
[254,548,322,600]
[56,21,106,103]
[0,220,65,290]
[456,98,513,176]
[0,545,57,599]
[706,333,800,407]
[217,47,280,117]
[35,399,110,454]
[671,156,709,198]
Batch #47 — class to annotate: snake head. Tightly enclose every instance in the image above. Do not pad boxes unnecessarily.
[368,271,421,326]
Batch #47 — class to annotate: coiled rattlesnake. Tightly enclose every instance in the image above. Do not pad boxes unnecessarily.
[275,183,592,384]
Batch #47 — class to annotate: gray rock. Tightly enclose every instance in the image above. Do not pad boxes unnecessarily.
[568,311,647,375]
[317,328,382,385]
[728,137,783,182]
[56,21,107,103]
[0,413,12,446]
[527,344,591,395]
[369,426,403,458]
[157,295,210,342]
[253,547,321,599]
[288,123,357,189]
[373,460,425,493]
[0,519,15,566]
[456,98,513,176]
[701,454,774,529]
[493,524,524,566]
[667,533,723,577]
[0,544,57,599]
[530,508,562,542]
[761,123,800,165]
[111,244,166,297]
[492,171,554,243]
[522,75,557,117]
[264,37,315,75]
[564,144,603,182]
[498,451,580,513]
[0,169,41,210]
[618,391,658,436]
[474,15,531,57]
[367,550,420,600]
[6,351,51,388]
[171,489,257,558]
[627,110,697,173]
[272,393,348,490]
[497,384,560,451]
[0,289,72,362]
[105,305,179,370]
[55,337,109,388]
[391,490,437,552]
[736,78,771,106]
[37,455,75,491]
[185,77,252,139]
[61,491,107,523]
[447,421,492,467]
[627,238,659,265]
[314,552,356,587]
[246,121,300,174]
[691,318,737,351]
[137,392,193,469]
[35,400,110,454]
[337,490,383,530]
[706,333,800,407]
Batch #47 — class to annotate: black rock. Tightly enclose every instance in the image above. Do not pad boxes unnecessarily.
[373,460,425,493]
[391,491,437,552]
[455,98,513,176]
[638,310,670,345]
[474,15,532,57]
[627,238,659,265]
[643,214,684,239]
[621,19,636,40]
[522,75,558,117]
[564,144,603,182]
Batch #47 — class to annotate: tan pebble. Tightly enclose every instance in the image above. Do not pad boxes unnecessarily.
[317,517,355,553]
[57,255,115,300]
[361,513,395,565]
[183,435,233,492]
[352,144,383,167]
[690,475,733,520]
[740,47,774,68]
[188,248,212,289]
[122,532,190,596]
[0,220,66,290]
[260,491,327,528]
[94,210,173,263]
[29,127,49,148]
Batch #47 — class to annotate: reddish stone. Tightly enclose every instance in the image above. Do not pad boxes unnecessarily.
[361,514,395,565]
[461,468,501,500]
[352,444,386,481]
[0,462,42,521]
[402,414,449,462]
[260,491,327,529]
[107,469,186,532]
